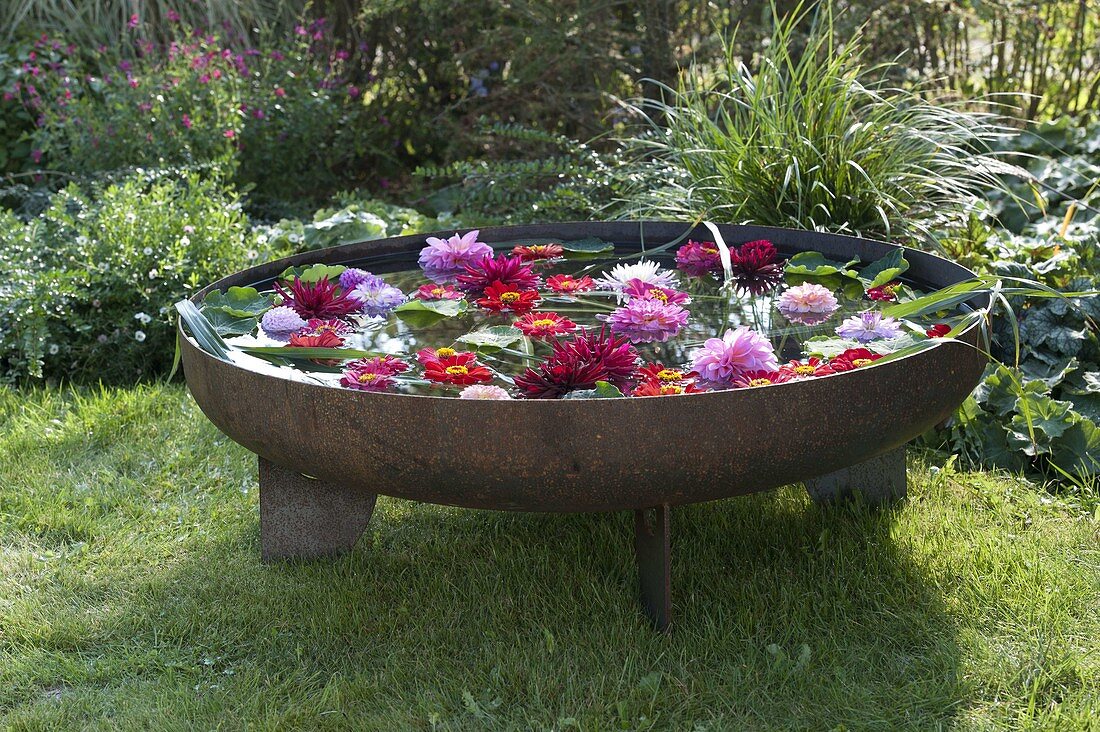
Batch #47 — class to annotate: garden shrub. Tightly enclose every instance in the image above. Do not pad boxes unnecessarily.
[0,171,278,383]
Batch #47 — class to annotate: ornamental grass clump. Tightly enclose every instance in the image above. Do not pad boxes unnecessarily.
[626,3,1025,243]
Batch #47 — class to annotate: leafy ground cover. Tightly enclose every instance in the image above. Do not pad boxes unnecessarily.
[1,384,1097,730]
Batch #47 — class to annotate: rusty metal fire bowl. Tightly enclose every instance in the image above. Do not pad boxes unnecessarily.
[179,222,988,631]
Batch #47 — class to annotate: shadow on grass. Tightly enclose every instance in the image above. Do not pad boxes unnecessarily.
[108,485,962,729]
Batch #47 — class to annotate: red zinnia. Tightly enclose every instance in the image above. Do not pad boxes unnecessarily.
[287,329,344,365]
[729,240,785,295]
[926,323,951,338]
[632,380,702,397]
[514,312,577,340]
[413,283,464,301]
[829,348,883,372]
[866,281,901,301]
[732,369,792,388]
[779,357,835,379]
[634,362,696,384]
[422,351,493,386]
[273,276,360,319]
[456,255,541,295]
[476,281,540,313]
[512,243,564,261]
[546,274,595,294]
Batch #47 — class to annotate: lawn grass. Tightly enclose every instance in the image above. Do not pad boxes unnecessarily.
[1,383,1097,730]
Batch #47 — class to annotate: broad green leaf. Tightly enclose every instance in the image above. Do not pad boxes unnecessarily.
[858,250,909,289]
[973,364,1048,417]
[174,300,231,361]
[201,308,258,336]
[279,263,347,283]
[202,286,273,317]
[1050,418,1100,477]
[456,325,523,352]
[560,237,615,257]
[1007,393,1076,455]
[393,298,468,328]
[562,380,625,399]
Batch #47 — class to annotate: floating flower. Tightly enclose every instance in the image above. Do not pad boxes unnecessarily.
[631,362,701,397]
[413,283,464,301]
[690,327,778,384]
[729,240,784,295]
[780,357,835,379]
[476,281,540,313]
[620,278,691,306]
[457,255,541,296]
[835,311,902,342]
[777,283,839,325]
[339,360,396,391]
[347,355,410,374]
[829,348,883,372]
[595,260,678,294]
[866,281,902,301]
[273,276,361,320]
[675,240,723,278]
[632,380,702,397]
[350,279,405,317]
[339,268,384,291]
[423,351,493,386]
[261,306,307,341]
[512,243,564,262]
[417,346,458,365]
[514,312,577,340]
[287,329,345,365]
[514,328,638,398]
[926,323,951,338]
[418,230,493,277]
[546,274,596,294]
[459,384,513,400]
[603,298,689,343]
[299,318,352,337]
[732,369,792,388]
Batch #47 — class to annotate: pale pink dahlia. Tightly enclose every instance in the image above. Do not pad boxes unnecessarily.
[458,384,513,400]
[690,326,778,384]
[777,283,839,325]
[417,230,494,277]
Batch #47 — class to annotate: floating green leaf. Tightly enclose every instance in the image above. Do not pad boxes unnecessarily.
[202,286,273,317]
[393,298,468,328]
[201,309,259,336]
[784,251,862,294]
[278,263,347,283]
[562,381,625,399]
[858,250,909,289]
[560,237,615,257]
[456,325,523,352]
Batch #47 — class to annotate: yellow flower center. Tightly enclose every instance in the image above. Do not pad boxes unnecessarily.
[794,364,815,376]
[852,358,872,368]
[660,384,684,395]
[702,247,718,255]
[648,289,668,302]
[749,378,772,387]
[445,365,469,376]
[436,347,457,358]
[532,318,556,328]
[656,369,682,382]
[499,291,521,303]
[357,372,378,382]
[431,287,446,296]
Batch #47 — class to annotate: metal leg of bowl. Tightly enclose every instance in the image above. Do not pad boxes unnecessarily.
[804,446,907,507]
[258,457,377,562]
[635,504,672,632]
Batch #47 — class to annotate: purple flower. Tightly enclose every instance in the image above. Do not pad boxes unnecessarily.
[339,267,383,292]
[603,299,689,343]
[621,278,691,306]
[835,311,902,342]
[418,230,493,277]
[777,283,839,325]
[690,327,778,383]
[350,279,405,317]
[260,306,306,341]
[675,240,722,278]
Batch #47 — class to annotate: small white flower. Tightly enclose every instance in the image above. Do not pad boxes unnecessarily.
[179,235,190,247]
[183,225,195,233]
[287,233,303,244]
[97,334,108,344]
[125,212,137,223]
[135,330,146,342]
[76,236,89,246]
[49,344,59,355]
[134,312,152,324]
[246,250,258,260]
[595,260,679,300]
[148,269,158,279]
[143,246,154,256]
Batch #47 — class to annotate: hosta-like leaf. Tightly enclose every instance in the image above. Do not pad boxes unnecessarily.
[202,286,273,317]
[1049,418,1100,477]
[456,326,523,352]
[562,381,625,399]
[278,263,347,283]
[858,249,909,289]
[393,298,468,328]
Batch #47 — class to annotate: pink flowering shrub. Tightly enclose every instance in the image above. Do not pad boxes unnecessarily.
[8,19,383,204]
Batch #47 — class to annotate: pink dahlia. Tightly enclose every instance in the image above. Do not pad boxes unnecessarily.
[675,240,722,278]
[603,298,689,343]
[347,355,410,374]
[776,283,839,325]
[299,318,352,337]
[456,255,541,296]
[690,326,778,384]
[458,384,513,400]
[418,230,493,277]
[620,278,691,306]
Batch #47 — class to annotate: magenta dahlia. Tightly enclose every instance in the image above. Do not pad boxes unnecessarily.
[690,326,778,384]
[455,255,541,296]
[675,240,723,278]
[273,276,360,320]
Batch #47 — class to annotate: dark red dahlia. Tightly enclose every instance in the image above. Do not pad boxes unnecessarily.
[925,323,951,338]
[273,276,360,319]
[514,328,639,398]
[866,281,902,301]
[729,240,785,295]
[456,255,541,296]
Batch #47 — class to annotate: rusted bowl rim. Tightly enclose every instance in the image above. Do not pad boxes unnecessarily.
[180,221,989,402]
